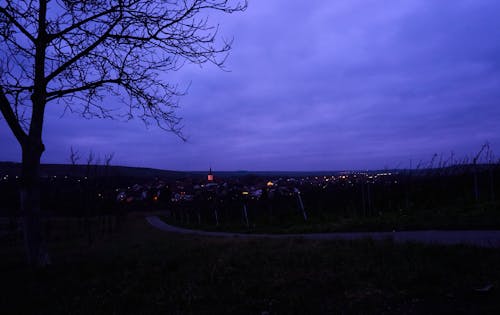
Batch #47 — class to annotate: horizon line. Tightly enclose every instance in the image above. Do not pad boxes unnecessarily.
[0,160,493,174]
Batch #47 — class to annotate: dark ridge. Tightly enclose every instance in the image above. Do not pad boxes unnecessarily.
[1,161,494,179]
[0,162,187,180]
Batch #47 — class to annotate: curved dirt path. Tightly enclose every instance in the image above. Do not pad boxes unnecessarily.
[146,216,500,248]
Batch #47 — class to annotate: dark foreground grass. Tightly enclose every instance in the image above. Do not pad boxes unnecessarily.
[2,214,500,314]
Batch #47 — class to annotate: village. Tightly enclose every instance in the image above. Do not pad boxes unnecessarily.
[0,166,399,222]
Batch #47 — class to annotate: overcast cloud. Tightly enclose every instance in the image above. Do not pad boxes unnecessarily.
[1,0,500,170]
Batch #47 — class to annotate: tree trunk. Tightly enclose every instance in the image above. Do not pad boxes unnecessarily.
[20,144,51,267]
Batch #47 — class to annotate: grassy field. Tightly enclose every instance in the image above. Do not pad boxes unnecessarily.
[2,213,500,314]
[162,202,500,234]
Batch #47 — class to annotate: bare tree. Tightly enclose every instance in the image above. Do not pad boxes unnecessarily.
[104,153,115,168]
[68,146,80,177]
[69,146,80,166]
[85,150,95,178]
[0,0,246,266]
[104,152,114,177]
[472,143,489,203]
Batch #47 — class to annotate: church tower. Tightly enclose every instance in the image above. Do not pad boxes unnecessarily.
[207,167,214,182]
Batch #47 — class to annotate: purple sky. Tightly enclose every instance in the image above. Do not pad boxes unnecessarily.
[2,0,500,171]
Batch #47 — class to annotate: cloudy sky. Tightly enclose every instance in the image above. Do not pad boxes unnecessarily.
[2,0,500,171]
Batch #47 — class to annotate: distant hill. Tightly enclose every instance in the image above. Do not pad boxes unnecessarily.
[0,162,188,180]
[0,162,346,179]
[189,170,346,178]
[3,161,487,180]
[0,162,355,180]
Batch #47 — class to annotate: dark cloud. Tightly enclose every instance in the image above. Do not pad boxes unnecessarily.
[2,0,500,170]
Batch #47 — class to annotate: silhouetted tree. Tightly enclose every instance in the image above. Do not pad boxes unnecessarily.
[472,143,488,203]
[0,0,246,266]
[69,146,81,167]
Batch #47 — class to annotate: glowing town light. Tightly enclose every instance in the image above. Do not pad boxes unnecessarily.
[266,181,274,187]
[242,191,249,195]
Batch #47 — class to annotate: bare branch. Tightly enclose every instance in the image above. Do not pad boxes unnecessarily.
[0,86,28,144]
[45,12,123,83]
[47,4,121,42]
[46,78,120,101]
[0,6,36,43]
